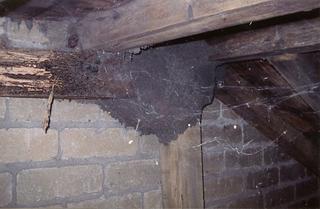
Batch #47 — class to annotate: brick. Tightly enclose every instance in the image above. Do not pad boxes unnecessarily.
[289,200,309,209]
[0,129,58,163]
[0,173,12,207]
[280,163,305,182]
[229,194,263,208]
[202,100,221,121]
[225,148,262,168]
[264,145,291,165]
[51,100,114,123]
[68,193,141,209]
[306,197,320,208]
[221,103,240,120]
[203,152,224,174]
[265,186,294,208]
[0,97,5,120]
[105,160,160,194]
[61,128,138,159]
[243,124,269,144]
[296,178,319,198]
[289,197,320,209]
[17,165,103,204]
[144,190,162,209]
[246,167,279,189]
[8,98,46,122]
[139,134,161,157]
[205,176,243,200]
[203,124,242,146]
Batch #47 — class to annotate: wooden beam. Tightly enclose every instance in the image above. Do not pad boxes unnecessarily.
[81,0,320,50]
[269,53,320,116]
[215,60,320,176]
[160,125,204,208]
[208,15,320,61]
[0,0,319,51]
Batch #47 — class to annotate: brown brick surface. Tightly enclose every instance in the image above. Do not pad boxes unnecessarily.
[243,124,269,144]
[296,178,319,198]
[105,160,160,194]
[144,190,162,209]
[221,103,240,120]
[61,128,138,159]
[280,163,305,182]
[205,176,243,200]
[202,100,221,121]
[246,167,279,189]
[204,152,224,174]
[0,129,58,163]
[68,193,141,209]
[203,124,242,146]
[265,186,295,208]
[225,148,262,168]
[264,146,291,165]
[17,165,103,204]
[0,173,12,207]
[288,197,320,209]
[229,194,263,208]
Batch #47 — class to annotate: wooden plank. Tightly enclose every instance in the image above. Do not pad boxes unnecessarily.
[1,0,319,51]
[215,60,320,176]
[80,0,320,50]
[269,53,320,116]
[208,15,320,61]
[160,126,204,208]
[0,50,134,99]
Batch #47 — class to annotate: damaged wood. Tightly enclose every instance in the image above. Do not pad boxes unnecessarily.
[215,60,320,176]
[208,13,320,61]
[0,50,134,99]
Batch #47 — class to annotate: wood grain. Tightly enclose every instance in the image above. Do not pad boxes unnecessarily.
[160,126,204,208]
[208,15,320,61]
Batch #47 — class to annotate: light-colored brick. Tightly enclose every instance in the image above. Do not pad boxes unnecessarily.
[17,165,103,204]
[8,98,46,122]
[203,99,221,121]
[61,128,138,159]
[144,190,162,209]
[68,193,141,209]
[0,129,58,163]
[105,160,161,193]
[0,97,6,120]
[139,135,160,156]
[51,100,115,123]
[0,173,12,207]
[221,102,240,120]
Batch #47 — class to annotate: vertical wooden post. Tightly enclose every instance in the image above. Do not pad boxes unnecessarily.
[160,125,204,208]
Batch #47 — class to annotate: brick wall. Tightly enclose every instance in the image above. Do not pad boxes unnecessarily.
[0,98,162,208]
[202,99,320,209]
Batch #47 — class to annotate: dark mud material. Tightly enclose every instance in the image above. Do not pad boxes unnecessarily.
[0,41,216,143]
[94,42,216,143]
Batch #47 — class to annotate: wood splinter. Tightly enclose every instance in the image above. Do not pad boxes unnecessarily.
[43,84,55,133]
